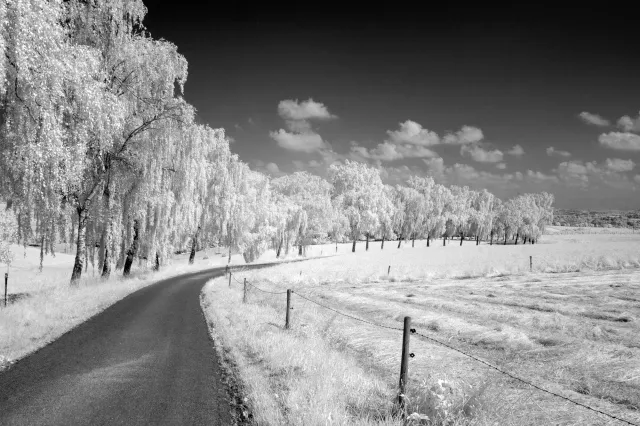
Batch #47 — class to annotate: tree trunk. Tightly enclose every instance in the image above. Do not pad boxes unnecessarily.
[460,232,464,246]
[490,230,493,246]
[366,234,369,251]
[189,226,201,265]
[39,234,45,273]
[397,236,402,249]
[228,246,232,263]
[276,237,283,258]
[443,236,446,246]
[335,241,338,252]
[101,222,113,278]
[515,233,519,245]
[523,236,527,244]
[476,236,479,245]
[381,236,385,250]
[352,239,356,252]
[123,220,140,276]
[504,234,507,245]
[70,208,88,284]
[412,235,415,248]
[153,252,160,271]
[298,244,303,256]
[427,235,430,247]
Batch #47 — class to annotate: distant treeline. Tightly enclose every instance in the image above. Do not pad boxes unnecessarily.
[553,210,640,228]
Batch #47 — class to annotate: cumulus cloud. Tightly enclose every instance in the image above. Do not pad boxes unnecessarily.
[617,112,640,132]
[555,159,635,190]
[269,129,326,153]
[460,144,504,163]
[605,158,635,172]
[496,163,506,169]
[386,120,441,146]
[352,142,438,161]
[546,146,571,157]
[598,132,640,151]
[578,111,610,127]
[271,98,337,153]
[507,145,525,156]
[266,162,280,174]
[277,99,337,121]
[556,161,589,188]
[441,125,484,145]
[352,121,484,162]
[526,170,559,183]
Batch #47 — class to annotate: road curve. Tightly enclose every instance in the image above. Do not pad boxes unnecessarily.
[0,267,233,426]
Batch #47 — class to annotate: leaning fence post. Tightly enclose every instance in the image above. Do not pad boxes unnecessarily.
[285,289,292,329]
[388,265,391,276]
[530,256,532,272]
[243,278,247,303]
[4,273,7,307]
[397,316,412,417]
[228,271,232,288]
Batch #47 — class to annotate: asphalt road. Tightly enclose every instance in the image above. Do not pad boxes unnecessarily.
[0,267,234,426]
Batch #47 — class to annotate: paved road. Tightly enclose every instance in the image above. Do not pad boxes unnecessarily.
[0,267,234,426]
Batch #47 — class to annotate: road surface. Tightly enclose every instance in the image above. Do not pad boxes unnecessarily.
[0,267,235,425]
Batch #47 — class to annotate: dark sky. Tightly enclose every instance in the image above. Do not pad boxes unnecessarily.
[144,3,640,209]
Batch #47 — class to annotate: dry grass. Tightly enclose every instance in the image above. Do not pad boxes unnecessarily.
[202,232,640,425]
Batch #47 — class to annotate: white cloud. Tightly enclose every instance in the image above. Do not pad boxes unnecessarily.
[351,121,483,163]
[605,158,635,172]
[266,162,280,174]
[546,146,571,157]
[598,132,640,151]
[526,170,559,183]
[271,98,337,153]
[277,99,337,121]
[617,112,640,132]
[556,161,589,188]
[442,125,484,145]
[386,120,441,146]
[507,144,525,156]
[269,129,326,153]
[496,163,507,169]
[460,144,504,163]
[352,142,438,162]
[579,111,610,127]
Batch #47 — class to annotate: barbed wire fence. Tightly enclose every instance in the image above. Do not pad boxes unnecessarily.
[224,269,639,426]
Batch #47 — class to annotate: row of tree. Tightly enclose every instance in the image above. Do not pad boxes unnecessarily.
[0,1,555,284]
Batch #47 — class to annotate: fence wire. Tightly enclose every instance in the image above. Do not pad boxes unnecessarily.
[229,273,639,426]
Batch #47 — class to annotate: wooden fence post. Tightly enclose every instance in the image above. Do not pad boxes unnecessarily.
[4,273,7,307]
[228,271,232,288]
[285,289,292,329]
[397,316,412,417]
[388,265,391,275]
[243,278,247,303]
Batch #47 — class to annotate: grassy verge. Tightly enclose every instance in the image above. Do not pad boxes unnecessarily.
[0,253,228,371]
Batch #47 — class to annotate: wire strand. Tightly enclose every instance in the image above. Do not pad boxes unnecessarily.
[412,331,639,426]
[232,274,288,295]
[293,291,404,331]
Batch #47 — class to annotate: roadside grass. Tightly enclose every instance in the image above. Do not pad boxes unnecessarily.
[202,233,640,425]
[0,244,318,371]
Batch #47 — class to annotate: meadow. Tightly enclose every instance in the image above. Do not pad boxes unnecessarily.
[202,229,640,425]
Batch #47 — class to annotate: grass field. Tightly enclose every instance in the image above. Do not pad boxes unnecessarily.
[202,231,640,425]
